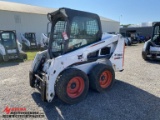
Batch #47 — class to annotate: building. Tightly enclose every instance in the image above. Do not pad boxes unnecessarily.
[100,16,120,34]
[120,26,153,37]
[0,1,120,43]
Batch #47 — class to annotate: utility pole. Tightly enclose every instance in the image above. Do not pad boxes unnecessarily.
[119,15,122,24]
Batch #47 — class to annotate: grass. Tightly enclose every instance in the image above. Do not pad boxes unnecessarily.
[26,50,40,61]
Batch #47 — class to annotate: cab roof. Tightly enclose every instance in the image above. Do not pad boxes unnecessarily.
[47,7,101,22]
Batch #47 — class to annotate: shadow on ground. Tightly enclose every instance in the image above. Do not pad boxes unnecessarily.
[145,59,160,65]
[0,60,24,68]
[32,80,160,120]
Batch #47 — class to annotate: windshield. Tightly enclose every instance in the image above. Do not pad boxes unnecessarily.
[0,32,17,49]
[50,16,100,57]
[67,16,99,52]
[51,20,67,56]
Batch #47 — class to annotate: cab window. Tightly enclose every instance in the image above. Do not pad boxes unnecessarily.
[153,25,160,41]
[1,32,16,48]
[51,20,67,54]
[68,16,99,52]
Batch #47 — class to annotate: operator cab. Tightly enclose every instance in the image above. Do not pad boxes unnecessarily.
[24,33,37,46]
[126,31,138,44]
[151,22,160,46]
[48,8,102,58]
[0,31,18,54]
[142,22,160,60]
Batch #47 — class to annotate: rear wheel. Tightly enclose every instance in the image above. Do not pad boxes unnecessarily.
[55,68,89,104]
[89,64,115,92]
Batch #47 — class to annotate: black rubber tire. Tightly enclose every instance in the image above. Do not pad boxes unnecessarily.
[55,68,89,104]
[29,71,35,88]
[89,64,115,92]
[142,51,149,61]
[29,78,35,88]
[142,42,150,61]
[128,41,131,46]
[0,54,3,63]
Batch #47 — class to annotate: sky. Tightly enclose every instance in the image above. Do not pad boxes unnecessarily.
[2,0,160,25]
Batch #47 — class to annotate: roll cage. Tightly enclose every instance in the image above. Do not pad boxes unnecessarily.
[24,33,36,43]
[47,8,102,58]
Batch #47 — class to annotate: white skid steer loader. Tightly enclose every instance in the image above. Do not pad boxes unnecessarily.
[0,30,27,62]
[142,22,160,60]
[21,32,38,50]
[29,8,125,104]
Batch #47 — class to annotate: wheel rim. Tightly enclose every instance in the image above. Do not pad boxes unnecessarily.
[67,77,85,98]
[99,70,112,88]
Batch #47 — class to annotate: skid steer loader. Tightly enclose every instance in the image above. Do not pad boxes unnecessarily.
[21,32,38,50]
[29,8,125,104]
[0,30,27,62]
[142,22,160,60]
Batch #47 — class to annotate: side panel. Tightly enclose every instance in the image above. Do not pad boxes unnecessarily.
[72,59,112,74]
[109,35,125,71]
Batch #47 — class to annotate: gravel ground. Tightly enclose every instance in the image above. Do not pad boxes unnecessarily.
[0,44,160,120]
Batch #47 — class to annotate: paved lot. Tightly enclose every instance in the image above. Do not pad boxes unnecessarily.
[0,44,160,120]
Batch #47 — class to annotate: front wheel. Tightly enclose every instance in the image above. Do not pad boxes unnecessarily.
[55,68,89,104]
[142,51,149,61]
[89,64,115,92]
